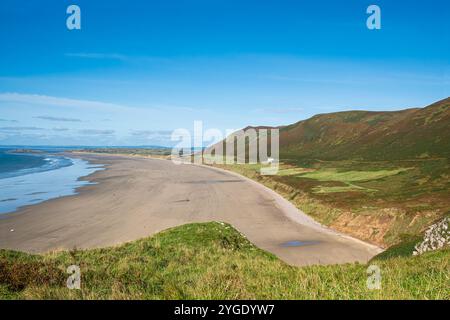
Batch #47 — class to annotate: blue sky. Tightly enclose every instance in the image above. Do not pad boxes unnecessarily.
[0,0,448,146]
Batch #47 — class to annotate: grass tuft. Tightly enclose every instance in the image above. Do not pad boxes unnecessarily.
[0,222,448,300]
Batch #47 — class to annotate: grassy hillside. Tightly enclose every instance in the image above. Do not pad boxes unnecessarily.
[1,222,448,300]
[279,97,450,161]
[209,98,450,246]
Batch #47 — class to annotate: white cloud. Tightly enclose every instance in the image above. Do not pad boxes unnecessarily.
[129,129,173,141]
[0,92,199,114]
[78,129,115,135]
[0,126,44,131]
[35,116,82,122]
[64,53,172,65]
[65,53,127,61]
[0,92,136,112]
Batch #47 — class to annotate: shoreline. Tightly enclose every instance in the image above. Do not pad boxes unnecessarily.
[75,151,383,251]
[0,152,382,266]
[0,153,105,217]
[195,162,383,252]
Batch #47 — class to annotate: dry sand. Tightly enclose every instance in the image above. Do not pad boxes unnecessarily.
[0,153,382,266]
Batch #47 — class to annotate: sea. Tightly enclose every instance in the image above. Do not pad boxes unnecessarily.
[0,146,104,214]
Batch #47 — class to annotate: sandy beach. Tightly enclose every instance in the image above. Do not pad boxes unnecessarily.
[0,153,382,266]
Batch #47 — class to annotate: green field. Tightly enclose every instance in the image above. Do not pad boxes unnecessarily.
[297,168,410,183]
[207,98,450,247]
[1,222,448,300]
[214,158,450,247]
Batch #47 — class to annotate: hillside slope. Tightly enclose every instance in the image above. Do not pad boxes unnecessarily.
[206,98,449,246]
[1,222,448,299]
[279,97,450,161]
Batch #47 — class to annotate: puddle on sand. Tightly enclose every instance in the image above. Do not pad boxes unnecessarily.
[281,240,321,247]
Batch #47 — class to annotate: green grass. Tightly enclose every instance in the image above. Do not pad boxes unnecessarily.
[277,167,312,176]
[214,159,449,247]
[312,184,374,194]
[297,168,410,182]
[372,235,423,261]
[1,222,448,300]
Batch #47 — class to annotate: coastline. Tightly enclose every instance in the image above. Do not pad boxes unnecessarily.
[0,152,382,266]
[0,152,104,216]
[195,162,383,253]
[75,151,383,251]
[0,153,113,220]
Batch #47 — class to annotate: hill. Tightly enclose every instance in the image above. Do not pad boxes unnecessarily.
[207,98,450,246]
[279,97,449,161]
[1,222,448,299]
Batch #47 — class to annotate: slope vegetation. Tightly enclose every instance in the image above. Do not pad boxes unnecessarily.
[209,98,450,246]
[1,222,448,299]
[279,97,450,161]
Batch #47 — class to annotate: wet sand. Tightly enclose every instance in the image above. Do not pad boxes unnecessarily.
[0,153,382,266]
